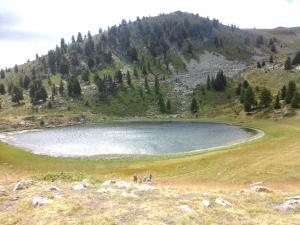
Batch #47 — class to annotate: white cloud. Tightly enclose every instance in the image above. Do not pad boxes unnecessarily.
[0,0,300,68]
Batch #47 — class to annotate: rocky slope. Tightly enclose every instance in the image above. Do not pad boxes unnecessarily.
[1,177,300,225]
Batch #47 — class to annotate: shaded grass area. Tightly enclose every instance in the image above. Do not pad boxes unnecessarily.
[1,118,300,185]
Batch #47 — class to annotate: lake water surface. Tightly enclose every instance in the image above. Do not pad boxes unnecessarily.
[1,122,254,157]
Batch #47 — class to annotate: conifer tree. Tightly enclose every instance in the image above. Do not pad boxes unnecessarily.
[236,83,242,96]
[291,92,299,108]
[166,99,171,113]
[11,86,24,104]
[23,75,31,90]
[77,32,83,43]
[59,80,64,96]
[274,94,281,109]
[158,94,166,113]
[292,51,300,65]
[144,77,149,91]
[67,76,81,97]
[259,87,272,107]
[206,76,211,90]
[0,83,6,95]
[286,80,296,104]
[284,57,292,70]
[29,80,48,104]
[191,97,198,113]
[126,71,132,87]
[281,85,287,100]
[244,86,255,112]
[0,69,5,79]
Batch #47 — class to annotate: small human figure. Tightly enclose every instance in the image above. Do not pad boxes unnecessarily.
[148,173,152,182]
[133,174,138,183]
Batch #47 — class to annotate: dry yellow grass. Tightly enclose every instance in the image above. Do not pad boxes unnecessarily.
[0,179,300,225]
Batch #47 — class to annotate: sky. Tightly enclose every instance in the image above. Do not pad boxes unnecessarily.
[0,0,300,69]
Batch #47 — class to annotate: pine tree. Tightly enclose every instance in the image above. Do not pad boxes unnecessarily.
[133,67,139,79]
[51,84,57,97]
[191,97,198,113]
[244,86,255,112]
[243,80,249,89]
[236,83,242,96]
[292,51,300,65]
[77,32,83,43]
[60,38,67,54]
[259,87,272,107]
[29,80,48,105]
[213,70,227,91]
[59,55,69,76]
[126,71,132,87]
[11,86,24,104]
[144,77,149,91]
[284,57,292,70]
[257,62,261,68]
[0,69,5,79]
[291,92,299,108]
[14,64,18,73]
[0,83,6,95]
[59,80,64,96]
[281,85,287,100]
[23,75,31,90]
[81,67,90,83]
[240,88,245,103]
[71,35,75,44]
[67,76,81,97]
[270,43,277,53]
[206,76,211,90]
[158,94,166,113]
[166,99,171,113]
[115,70,123,85]
[274,94,281,109]
[286,80,296,104]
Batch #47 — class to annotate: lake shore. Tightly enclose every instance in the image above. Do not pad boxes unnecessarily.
[0,120,263,160]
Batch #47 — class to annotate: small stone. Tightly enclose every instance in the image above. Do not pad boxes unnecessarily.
[121,191,138,198]
[14,180,33,191]
[32,197,53,207]
[133,184,155,193]
[115,181,131,189]
[54,193,64,199]
[96,187,119,194]
[179,204,193,213]
[49,186,60,192]
[82,179,92,187]
[202,199,211,207]
[215,197,232,207]
[274,196,300,212]
[102,180,116,186]
[250,185,272,193]
[72,183,86,191]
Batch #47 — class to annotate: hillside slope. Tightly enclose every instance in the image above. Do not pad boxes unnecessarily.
[0,12,299,128]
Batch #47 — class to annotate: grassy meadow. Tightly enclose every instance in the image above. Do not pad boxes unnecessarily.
[0,117,299,187]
